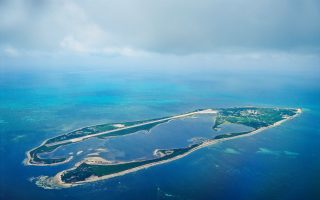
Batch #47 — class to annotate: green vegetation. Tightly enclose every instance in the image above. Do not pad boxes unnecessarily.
[98,120,169,138]
[33,106,299,185]
[213,107,297,130]
[45,118,167,144]
[29,118,170,165]
[27,107,298,168]
[214,131,251,139]
[29,142,72,164]
[61,144,199,183]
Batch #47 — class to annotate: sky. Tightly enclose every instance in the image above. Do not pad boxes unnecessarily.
[0,0,319,70]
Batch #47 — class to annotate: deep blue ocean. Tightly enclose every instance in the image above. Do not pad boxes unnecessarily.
[1,65,319,200]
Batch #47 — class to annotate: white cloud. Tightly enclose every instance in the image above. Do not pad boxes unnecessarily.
[0,0,319,56]
[3,46,19,57]
[102,47,147,57]
[60,36,87,53]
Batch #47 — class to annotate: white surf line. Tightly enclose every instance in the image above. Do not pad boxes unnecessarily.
[25,109,216,166]
[53,109,301,188]
[45,109,217,147]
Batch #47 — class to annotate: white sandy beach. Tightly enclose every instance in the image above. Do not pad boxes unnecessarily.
[51,108,302,188]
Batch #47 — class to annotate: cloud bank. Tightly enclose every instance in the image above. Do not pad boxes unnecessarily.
[1,0,319,56]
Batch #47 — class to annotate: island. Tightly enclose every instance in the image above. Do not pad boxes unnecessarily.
[24,107,301,189]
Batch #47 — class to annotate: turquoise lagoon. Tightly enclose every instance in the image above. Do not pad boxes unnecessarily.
[1,66,320,199]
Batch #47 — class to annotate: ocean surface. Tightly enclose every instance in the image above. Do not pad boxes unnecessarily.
[1,66,319,200]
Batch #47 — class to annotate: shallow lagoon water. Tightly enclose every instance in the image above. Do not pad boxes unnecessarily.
[41,114,254,163]
[1,67,319,200]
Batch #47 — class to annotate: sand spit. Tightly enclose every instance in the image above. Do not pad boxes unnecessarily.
[51,109,302,188]
[25,109,218,166]
[113,124,125,128]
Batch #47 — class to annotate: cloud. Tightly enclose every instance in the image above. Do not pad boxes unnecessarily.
[60,36,87,53]
[0,0,319,56]
[3,46,19,57]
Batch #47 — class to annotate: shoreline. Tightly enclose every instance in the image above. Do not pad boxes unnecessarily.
[25,109,216,166]
[51,108,302,188]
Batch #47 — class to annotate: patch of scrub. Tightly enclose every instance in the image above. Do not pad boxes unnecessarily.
[223,148,241,154]
[214,123,254,135]
[256,148,279,156]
